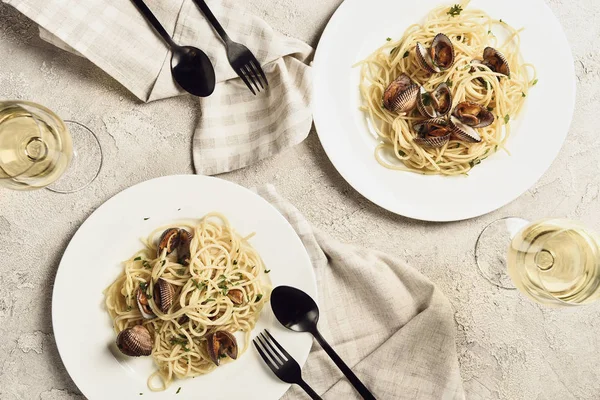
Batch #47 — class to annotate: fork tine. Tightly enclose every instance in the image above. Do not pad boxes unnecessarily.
[253,338,280,375]
[242,64,261,93]
[250,56,269,87]
[258,332,285,366]
[247,61,265,90]
[236,67,256,95]
[264,329,293,360]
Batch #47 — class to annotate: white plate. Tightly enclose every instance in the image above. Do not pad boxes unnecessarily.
[313,0,576,222]
[52,175,317,399]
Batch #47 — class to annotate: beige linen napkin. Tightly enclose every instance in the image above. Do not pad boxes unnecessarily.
[2,0,313,175]
[256,185,465,400]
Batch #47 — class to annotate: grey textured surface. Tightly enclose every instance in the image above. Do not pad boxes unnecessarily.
[0,0,599,399]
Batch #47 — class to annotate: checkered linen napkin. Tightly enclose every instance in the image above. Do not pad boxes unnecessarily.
[3,0,313,175]
[256,185,466,400]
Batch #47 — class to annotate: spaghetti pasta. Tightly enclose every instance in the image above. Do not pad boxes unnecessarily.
[357,1,536,175]
[104,213,270,391]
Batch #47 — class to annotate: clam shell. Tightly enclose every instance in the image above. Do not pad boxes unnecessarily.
[416,42,437,73]
[383,74,420,113]
[417,83,453,118]
[413,117,452,148]
[207,331,238,366]
[116,325,153,357]
[157,228,180,257]
[177,229,192,266]
[153,279,175,314]
[453,101,494,128]
[483,47,510,77]
[450,116,482,143]
[430,33,455,71]
[137,287,156,319]
[227,289,244,305]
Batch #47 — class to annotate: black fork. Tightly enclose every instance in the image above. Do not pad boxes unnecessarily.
[192,0,268,95]
[253,330,322,400]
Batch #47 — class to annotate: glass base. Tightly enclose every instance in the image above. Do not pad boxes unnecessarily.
[475,217,530,289]
[46,121,103,193]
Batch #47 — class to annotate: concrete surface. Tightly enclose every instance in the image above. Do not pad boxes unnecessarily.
[0,0,599,399]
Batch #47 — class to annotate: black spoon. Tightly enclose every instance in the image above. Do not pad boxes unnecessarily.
[131,0,216,97]
[271,286,376,400]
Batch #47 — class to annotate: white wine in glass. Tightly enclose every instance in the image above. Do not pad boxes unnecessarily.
[507,219,600,306]
[0,101,102,192]
[476,217,600,307]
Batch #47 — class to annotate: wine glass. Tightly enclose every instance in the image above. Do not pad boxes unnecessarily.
[0,101,102,193]
[475,217,600,307]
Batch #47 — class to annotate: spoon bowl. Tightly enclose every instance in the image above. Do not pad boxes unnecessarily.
[271,286,319,332]
[171,46,216,97]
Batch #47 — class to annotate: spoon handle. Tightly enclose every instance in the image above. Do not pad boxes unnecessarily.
[312,328,376,400]
[192,0,231,43]
[130,0,177,48]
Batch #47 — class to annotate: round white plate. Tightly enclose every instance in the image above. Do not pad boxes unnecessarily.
[313,0,576,222]
[52,175,317,399]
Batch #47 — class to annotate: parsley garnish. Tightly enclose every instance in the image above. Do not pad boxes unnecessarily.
[139,282,148,294]
[232,260,238,265]
[486,106,494,112]
[531,79,538,86]
[421,92,432,107]
[127,305,132,311]
[143,217,150,221]
[134,257,142,261]
[219,274,227,281]
[205,298,215,302]
[170,337,188,346]
[386,37,392,41]
[255,294,263,302]
[403,51,410,58]
[469,159,482,168]
[161,260,166,267]
[192,279,206,291]
[142,260,151,269]
[176,387,181,394]
[521,92,526,97]
[504,114,510,124]
[445,79,453,88]
[177,268,186,275]
[447,4,463,17]
[398,150,406,157]
[499,19,505,24]
[265,269,271,273]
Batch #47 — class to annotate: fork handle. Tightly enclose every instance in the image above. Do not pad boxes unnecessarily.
[298,379,322,400]
[312,328,376,400]
[192,0,231,43]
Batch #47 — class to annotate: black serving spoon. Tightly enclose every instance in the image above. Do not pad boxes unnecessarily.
[271,286,377,400]
[131,0,216,97]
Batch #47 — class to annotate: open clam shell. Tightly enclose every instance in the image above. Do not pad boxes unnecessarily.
[450,116,482,143]
[430,33,455,71]
[153,278,175,314]
[206,331,238,366]
[453,101,494,128]
[483,47,510,77]
[157,228,180,257]
[137,286,156,319]
[383,73,420,113]
[413,118,452,148]
[177,229,192,266]
[416,42,437,73]
[116,325,153,357]
[417,83,453,118]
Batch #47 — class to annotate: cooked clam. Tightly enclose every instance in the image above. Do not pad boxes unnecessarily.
[177,229,192,266]
[153,278,175,314]
[413,118,452,148]
[416,33,455,73]
[227,289,244,305]
[417,83,452,118]
[206,331,238,366]
[137,286,156,319]
[157,228,180,257]
[452,101,494,128]
[116,325,153,357]
[482,47,510,77]
[450,115,482,143]
[383,73,420,113]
